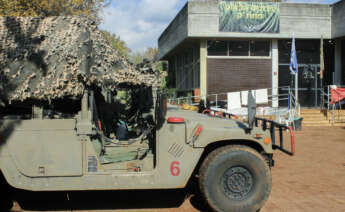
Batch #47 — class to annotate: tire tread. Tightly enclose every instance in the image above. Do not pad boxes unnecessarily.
[199,145,271,212]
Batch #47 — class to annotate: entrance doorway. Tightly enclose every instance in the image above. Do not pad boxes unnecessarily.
[279,64,320,107]
[278,39,334,108]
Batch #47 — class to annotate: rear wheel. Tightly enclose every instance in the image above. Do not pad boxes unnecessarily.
[199,145,271,212]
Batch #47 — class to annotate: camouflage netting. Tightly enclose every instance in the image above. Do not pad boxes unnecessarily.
[0,16,161,104]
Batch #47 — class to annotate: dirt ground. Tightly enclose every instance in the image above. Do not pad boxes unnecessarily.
[9,127,345,212]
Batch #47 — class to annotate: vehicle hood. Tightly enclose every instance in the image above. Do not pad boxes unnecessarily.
[167,107,248,129]
[166,106,272,153]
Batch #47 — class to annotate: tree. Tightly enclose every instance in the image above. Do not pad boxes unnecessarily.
[0,0,111,22]
[100,30,131,58]
[130,47,159,65]
[143,47,159,61]
[130,52,145,66]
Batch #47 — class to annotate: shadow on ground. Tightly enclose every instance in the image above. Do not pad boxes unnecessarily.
[7,182,215,212]
[0,170,215,212]
[14,189,186,211]
[189,193,213,212]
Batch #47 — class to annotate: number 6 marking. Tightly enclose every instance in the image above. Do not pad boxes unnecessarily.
[170,161,181,176]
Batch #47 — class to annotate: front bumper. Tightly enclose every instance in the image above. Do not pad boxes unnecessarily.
[255,118,295,156]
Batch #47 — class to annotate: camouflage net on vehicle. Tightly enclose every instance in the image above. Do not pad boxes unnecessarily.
[0,16,161,104]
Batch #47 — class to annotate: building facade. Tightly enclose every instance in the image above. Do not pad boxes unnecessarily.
[158,0,345,107]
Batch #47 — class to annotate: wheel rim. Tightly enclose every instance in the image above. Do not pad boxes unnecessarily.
[221,166,254,200]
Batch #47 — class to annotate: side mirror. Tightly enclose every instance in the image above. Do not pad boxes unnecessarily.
[248,90,256,129]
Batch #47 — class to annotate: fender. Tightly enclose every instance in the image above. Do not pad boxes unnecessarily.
[166,109,273,154]
[192,123,273,154]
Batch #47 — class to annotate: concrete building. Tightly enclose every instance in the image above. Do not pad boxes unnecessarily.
[158,0,345,108]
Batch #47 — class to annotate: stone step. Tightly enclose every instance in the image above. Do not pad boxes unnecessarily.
[301,113,326,117]
[303,124,331,127]
[333,123,345,127]
[327,115,345,119]
[334,115,345,119]
[326,116,345,122]
[327,110,345,115]
[300,109,323,114]
[303,120,330,124]
[300,113,324,117]
[301,116,327,120]
[302,115,327,118]
[303,119,328,123]
[303,118,327,120]
[333,119,345,123]
[303,122,345,127]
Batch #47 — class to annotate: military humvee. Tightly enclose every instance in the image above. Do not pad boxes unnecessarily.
[0,88,295,212]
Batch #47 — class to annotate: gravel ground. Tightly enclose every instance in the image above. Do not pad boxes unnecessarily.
[9,127,345,212]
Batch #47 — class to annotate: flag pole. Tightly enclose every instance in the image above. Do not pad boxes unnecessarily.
[294,34,298,113]
[290,33,299,115]
[295,63,298,109]
[320,35,324,109]
[295,64,299,116]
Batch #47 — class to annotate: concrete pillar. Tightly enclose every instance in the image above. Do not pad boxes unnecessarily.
[272,39,279,107]
[81,90,89,120]
[334,38,342,85]
[200,40,207,99]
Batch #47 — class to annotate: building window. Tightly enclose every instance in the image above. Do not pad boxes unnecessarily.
[250,40,270,56]
[229,41,249,56]
[207,41,228,56]
[207,40,271,57]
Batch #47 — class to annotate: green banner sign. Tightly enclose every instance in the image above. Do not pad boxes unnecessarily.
[219,1,280,33]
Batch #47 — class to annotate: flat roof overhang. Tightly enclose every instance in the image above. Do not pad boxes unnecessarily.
[158,1,345,60]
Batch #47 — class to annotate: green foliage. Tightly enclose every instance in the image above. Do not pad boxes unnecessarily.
[143,47,159,61]
[130,52,145,65]
[0,0,111,22]
[101,30,131,58]
[130,47,158,64]
[116,90,131,106]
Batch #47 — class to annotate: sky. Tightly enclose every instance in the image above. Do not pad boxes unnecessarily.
[99,0,341,53]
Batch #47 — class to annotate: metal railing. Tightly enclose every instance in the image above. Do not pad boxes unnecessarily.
[170,86,293,105]
[318,85,345,125]
[319,86,330,119]
[168,86,299,124]
[324,85,345,125]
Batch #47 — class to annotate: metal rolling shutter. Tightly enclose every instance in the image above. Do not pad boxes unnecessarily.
[207,58,272,96]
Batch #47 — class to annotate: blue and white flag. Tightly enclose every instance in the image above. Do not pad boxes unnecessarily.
[289,34,298,75]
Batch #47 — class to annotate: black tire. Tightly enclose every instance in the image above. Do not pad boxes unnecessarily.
[199,145,271,212]
[0,197,13,212]
[0,175,13,212]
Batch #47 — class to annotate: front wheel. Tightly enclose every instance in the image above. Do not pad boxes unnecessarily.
[0,176,13,212]
[199,145,272,212]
